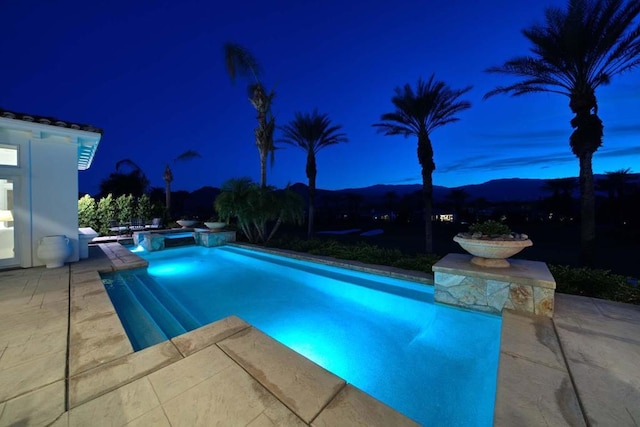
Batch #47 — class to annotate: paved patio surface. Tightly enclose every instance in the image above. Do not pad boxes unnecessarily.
[0,243,638,426]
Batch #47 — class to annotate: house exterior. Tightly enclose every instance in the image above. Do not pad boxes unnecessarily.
[0,108,102,269]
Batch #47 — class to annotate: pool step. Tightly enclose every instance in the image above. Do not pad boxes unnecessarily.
[104,274,168,351]
[134,273,201,332]
[123,273,190,339]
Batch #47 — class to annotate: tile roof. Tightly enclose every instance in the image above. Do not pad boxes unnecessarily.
[0,107,103,134]
[0,107,103,170]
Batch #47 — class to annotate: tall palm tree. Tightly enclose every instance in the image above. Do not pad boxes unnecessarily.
[484,0,640,265]
[279,110,348,237]
[224,42,276,188]
[163,150,201,216]
[374,75,472,253]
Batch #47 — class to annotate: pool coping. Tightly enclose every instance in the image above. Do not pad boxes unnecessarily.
[89,242,588,425]
[66,243,421,425]
[1,241,604,425]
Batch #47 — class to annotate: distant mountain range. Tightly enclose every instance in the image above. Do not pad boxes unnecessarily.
[287,173,640,204]
[179,174,639,217]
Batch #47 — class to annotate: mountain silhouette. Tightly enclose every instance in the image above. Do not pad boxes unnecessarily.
[179,173,639,216]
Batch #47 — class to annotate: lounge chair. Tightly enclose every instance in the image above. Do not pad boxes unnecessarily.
[129,218,145,232]
[145,218,162,229]
[108,220,128,236]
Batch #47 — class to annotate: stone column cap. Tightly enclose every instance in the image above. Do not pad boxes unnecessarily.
[433,253,556,289]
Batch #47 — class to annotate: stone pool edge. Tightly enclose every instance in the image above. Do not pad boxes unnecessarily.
[67,243,419,425]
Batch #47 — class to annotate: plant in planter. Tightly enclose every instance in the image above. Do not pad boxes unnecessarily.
[453,220,532,268]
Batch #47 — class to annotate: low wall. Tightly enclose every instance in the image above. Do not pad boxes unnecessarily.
[132,230,236,251]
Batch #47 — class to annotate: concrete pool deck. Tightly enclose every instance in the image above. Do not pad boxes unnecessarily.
[0,243,638,426]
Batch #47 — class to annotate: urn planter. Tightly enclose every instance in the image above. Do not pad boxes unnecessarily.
[37,235,71,268]
[176,219,197,228]
[204,221,226,230]
[453,235,532,268]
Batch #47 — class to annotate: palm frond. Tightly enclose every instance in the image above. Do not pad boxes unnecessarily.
[485,0,640,99]
[115,158,143,172]
[278,109,348,155]
[374,75,472,137]
[223,42,262,84]
[174,150,201,162]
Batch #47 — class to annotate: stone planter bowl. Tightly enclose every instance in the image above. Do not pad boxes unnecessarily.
[204,221,226,230]
[453,235,533,268]
[176,219,198,228]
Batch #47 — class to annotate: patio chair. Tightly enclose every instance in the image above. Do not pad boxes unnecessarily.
[108,219,127,236]
[145,218,162,229]
[129,218,145,232]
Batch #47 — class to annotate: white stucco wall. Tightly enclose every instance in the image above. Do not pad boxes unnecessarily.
[30,133,80,264]
[0,116,101,268]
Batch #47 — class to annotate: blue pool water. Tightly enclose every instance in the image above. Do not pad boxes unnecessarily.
[102,245,501,425]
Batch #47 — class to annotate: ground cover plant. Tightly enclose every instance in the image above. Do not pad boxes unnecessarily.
[268,236,639,305]
[267,237,440,275]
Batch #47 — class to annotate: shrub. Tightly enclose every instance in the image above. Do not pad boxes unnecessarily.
[136,194,153,221]
[268,237,441,273]
[468,220,511,236]
[78,194,98,229]
[115,194,135,224]
[391,254,441,274]
[268,237,639,305]
[549,264,640,304]
[96,194,117,235]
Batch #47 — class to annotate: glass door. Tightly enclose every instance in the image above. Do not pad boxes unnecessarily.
[0,179,16,266]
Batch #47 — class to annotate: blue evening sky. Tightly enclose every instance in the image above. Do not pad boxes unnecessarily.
[2,0,639,195]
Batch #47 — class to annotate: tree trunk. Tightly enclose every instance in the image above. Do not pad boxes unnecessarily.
[164,182,171,216]
[569,92,601,267]
[421,167,433,253]
[578,152,596,266]
[163,164,173,217]
[417,133,435,253]
[307,153,317,239]
[259,149,267,189]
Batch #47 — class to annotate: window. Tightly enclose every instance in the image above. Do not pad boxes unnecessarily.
[0,145,18,166]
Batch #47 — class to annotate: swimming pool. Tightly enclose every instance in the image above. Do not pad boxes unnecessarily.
[102,245,501,425]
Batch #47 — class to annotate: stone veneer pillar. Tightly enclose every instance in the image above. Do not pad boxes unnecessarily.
[194,230,236,247]
[133,231,165,252]
[432,253,556,317]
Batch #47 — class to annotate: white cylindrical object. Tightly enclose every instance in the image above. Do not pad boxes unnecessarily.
[37,235,71,268]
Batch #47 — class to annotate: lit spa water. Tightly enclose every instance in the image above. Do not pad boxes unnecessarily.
[103,245,501,425]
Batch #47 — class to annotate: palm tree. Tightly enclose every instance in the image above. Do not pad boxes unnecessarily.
[163,150,201,216]
[279,110,348,237]
[100,158,149,198]
[214,177,303,243]
[484,0,640,265]
[224,42,276,188]
[374,75,472,253]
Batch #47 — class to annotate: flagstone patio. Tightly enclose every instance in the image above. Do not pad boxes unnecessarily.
[0,243,638,426]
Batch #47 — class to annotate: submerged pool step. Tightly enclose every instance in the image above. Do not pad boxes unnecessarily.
[104,274,168,351]
[122,273,193,339]
[134,273,201,333]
